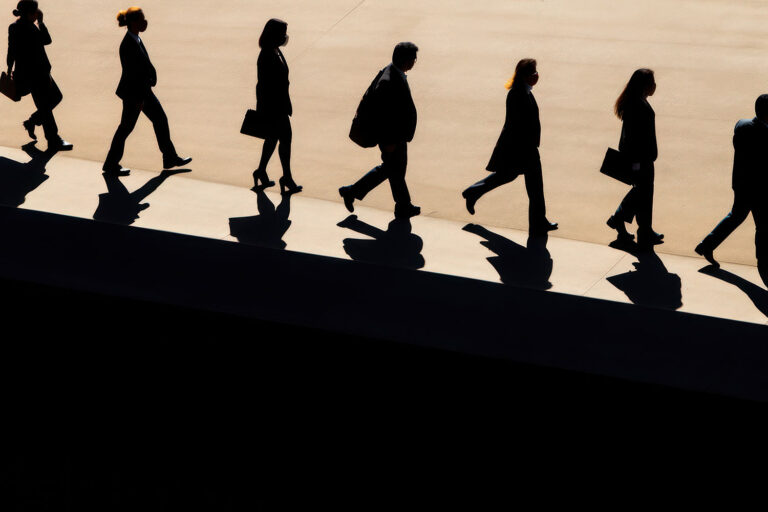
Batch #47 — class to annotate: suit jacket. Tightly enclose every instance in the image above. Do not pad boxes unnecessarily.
[732,117,768,193]
[618,98,657,163]
[6,19,52,89]
[115,32,157,101]
[256,48,292,117]
[486,85,541,173]
[373,64,417,145]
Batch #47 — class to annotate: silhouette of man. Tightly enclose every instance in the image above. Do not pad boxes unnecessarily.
[696,94,768,272]
[339,42,420,219]
[103,7,191,176]
[6,1,72,151]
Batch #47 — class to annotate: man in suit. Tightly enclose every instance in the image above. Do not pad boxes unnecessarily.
[103,7,190,176]
[696,94,768,274]
[6,1,72,151]
[339,42,420,218]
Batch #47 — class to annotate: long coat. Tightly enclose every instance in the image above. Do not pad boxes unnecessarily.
[115,32,157,101]
[732,117,768,193]
[256,48,292,118]
[486,85,541,174]
[372,63,417,145]
[618,98,657,164]
[6,18,52,93]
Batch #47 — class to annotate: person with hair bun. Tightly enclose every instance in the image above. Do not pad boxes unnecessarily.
[103,7,191,176]
[6,0,72,151]
[461,58,557,234]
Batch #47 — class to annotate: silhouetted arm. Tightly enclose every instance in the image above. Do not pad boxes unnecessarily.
[37,21,51,45]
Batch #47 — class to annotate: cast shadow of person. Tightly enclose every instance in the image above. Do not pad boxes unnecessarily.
[93,169,190,225]
[607,239,682,310]
[698,265,768,319]
[463,223,552,290]
[0,142,57,207]
[229,190,292,250]
[337,215,425,270]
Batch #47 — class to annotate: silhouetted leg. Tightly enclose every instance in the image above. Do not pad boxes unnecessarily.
[105,100,142,166]
[29,80,59,143]
[614,187,637,224]
[523,158,547,227]
[754,206,768,287]
[634,163,655,230]
[349,144,392,200]
[277,117,294,183]
[700,192,751,251]
[385,143,411,206]
[464,171,517,203]
[142,92,178,160]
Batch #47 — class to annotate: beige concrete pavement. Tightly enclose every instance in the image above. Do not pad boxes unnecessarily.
[1,0,766,268]
[1,145,766,327]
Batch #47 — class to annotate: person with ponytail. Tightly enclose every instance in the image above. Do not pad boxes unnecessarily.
[6,0,72,151]
[461,58,557,234]
[606,68,663,247]
[103,7,191,176]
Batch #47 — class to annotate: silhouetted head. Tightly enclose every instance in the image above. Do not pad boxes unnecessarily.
[393,42,418,72]
[117,7,147,34]
[505,58,538,90]
[755,94,768,122]
[259,19,288,49]
[614,68,655,120]
[13,0,38,21]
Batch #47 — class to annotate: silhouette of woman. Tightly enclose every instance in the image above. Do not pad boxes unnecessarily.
[102,7,191,176]
[606,68,664,247]
[461,58,557,234]
[6,0,72,151]
[252,18,302,195]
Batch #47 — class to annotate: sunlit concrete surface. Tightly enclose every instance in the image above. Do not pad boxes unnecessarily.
[1,0,766,268]
[2,145,766,327]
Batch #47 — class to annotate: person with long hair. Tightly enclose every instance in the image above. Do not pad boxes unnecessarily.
[252,18,302,195]
[461,58,557,234]
[6,0,72,151]
[606,68,664,247]
[102,7,191,176]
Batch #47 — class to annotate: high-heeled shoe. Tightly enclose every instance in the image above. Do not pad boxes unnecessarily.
[251,170,275,191]
[279,176,303,195]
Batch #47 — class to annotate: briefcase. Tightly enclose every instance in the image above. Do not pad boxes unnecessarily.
[0,72,20,102]
[600,147,634,185]
[240,109,268,139]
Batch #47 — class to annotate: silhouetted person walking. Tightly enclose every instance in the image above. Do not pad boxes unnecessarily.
[339,42,421,219]
[695,94,768,272]
[6,1,72,151]
[252,18,302,195]
[103,7,191,176]
[606,68,664,247]
[461,58,557,234]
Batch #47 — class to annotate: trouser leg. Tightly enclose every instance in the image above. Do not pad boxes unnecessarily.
[350,143,399,200]
[524,157,546,227]
[142,92,177,159]
[384,143,411,206]
[105,99,142,166]
[30,77,59,142]
[634,162,655,230]
[465,171,517,199]
[700,192,751,250]
[754,206,767,287]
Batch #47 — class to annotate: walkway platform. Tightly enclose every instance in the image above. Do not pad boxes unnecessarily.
[1,144,767,401]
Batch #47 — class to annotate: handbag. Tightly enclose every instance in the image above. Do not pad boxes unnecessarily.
[600,147,634,185]
[0,72,20,102]
[240,109,268,139]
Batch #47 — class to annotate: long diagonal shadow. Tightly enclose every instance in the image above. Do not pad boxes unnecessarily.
[463,223,552,290]
[229,190,292,250]
[0,142,58,207]
[699,265,768,318]
[337,215,424,270]
[93,169,191,225]
[607,239,682,310]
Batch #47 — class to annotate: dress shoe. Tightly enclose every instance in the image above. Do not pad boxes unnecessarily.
[49,138,73,151]
[394,203,421,218]
[607,215,634,241]
[339,186,355,213]
[637,229,664,247]
[22,119,36,140]
[279,176,303,195]
[695,242,719,267]
[461,188,478,215]
[530,220,558,234]
[163,155,192,169]
[102,163,131,176]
